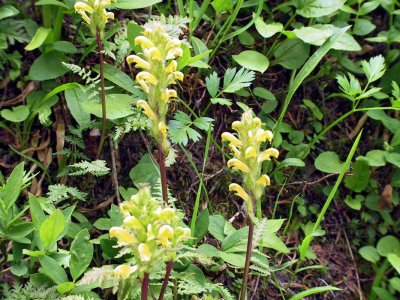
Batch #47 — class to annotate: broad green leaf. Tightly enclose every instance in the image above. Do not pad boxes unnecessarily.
[39,255,68,284]
[29,194,46,229]
[353,19,376,36]
[303,99,323,120]
[113,0,162,9]
[359,245,380,263]
[315,151,344,173]
[129,153,159,187]
[289,286,341,300]
[56,282,75,294]
[94,64,136,94]
[388,253,400,274]
[0,5,19,20]
[197,244,220,257]
[194,209,209,244]
[367,110,400,134]
[390,277,400,292]
[377,235,400,257]
[211,0,233,13]
[70,229,93,281]
[359,0,380,15]
[1,105,29,123]
[39,209,65,250]
[208,215,226,242]
[365,150,387,167]
[221,227,248,252]
[253,14,282,38]
[127,21,144,52]
[29,51,69,81]
[64,88,91,127]
[344,158,370,192]
[52,41,77,54]
[279,158,305,168]
[362,55,386,83]
[6,222,34,240]
[10,263,28,276]
[385,152,400,168]
[345,195,364,210]
[273,39,310,70]
[25,27,52,51]
[295,0,345,18]
[218,251,245,267]
[82,94,136,120]
[372,287,398,300]
[35,0,69,8]
[2,162,24,210]
[233,50,269,73]
[191,36,209,62]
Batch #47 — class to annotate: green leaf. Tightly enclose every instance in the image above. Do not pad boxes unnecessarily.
[279,158,305,168]
[7,222,34,240]
[2,162,24,210]
[273,39,310,70]
[113,0,162,9]
[52,41,77,54]
[0,105,29,123]
[372,287,398,300]
[365,150,387,167]
[127,21,144,52]
[385,152,400,168]
[35,0,69,8]
[28,51,69,81]
[70,229,93,281]
[344,158,370,192]
[353,19,376,36]
[25,27,52,51]
[362,55,386,83]
[233,50,269,73]
[211,0,233,13]
[94,64,137,94]
[0,5,19,20]
[295,0,345,18]
[129,153,159,187]
[377,235,400,257]
[303,99,323,120]
[205,72,220,98]
[315,151,344,173]
[82,94,136,120]
[345,195,364,210]
[208,215,226,242]
[93,218,111,230]
[218,251,245,267]
[10,263,28,276]
[194,209,209,244]
[388,253,400,274]
[253,14,282,38]
[390,277,400,292]
[39,255,68,284]
[39,209,65,250]
[56,282,75,294]
[359,245,380,263]
[210,98,232,106]
[65,88,91,127]
[29,194,46,229]
[289,286,341,300]
[222,68,255,93]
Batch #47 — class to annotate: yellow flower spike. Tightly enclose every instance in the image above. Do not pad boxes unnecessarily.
[137,80,150,94]
[256,174,271,188]
[256,129,273,143]
[135,36,155,49]
[74,2,94,13]
[229,144,241,158]
[123,216,145,232]
[166,48,183,60]
[146,47,162,61]
[138,243,152,262]
[137,71,158,85]
[126,55,151,70]
[109,227,137,244]
[221,132,242,147]
[120,202,134,216]
[166,39,181,49]
[158,122,168,138]
[137,100,157,120]
[227,158,250,173]
[252,117,262,127]
[158,225,174,245]
[258,148,279,163]
[231,121,243,132]
[115,264,137,280]
[160,208,175,220]
[165,61,178,74]
[173,71,184,81]
[229,183,251,203]
[245,147,257,159]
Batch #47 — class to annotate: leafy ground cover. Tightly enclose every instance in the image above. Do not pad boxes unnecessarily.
[1,0,400,299]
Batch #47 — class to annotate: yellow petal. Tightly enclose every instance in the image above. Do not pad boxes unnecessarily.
[114,264,137,280]
[258,148,279,163]
[74,2,93,12]
[158,225,174,245]
[135,36,155,49]
[158,122,168,138]
[146,47,162,61]
[252,117,262,127]
[165,61,178,74]
[166,48,183,60]
[126,55,150,70]
[229,183,251,203]
[227,158,250,173]
[245,146,257,159]
[109,227,136,244]
[231,121,243,132]
[256,174,271,187]
[256,129,273,143]
[229,144,241,158]
[77,11,91,24]
[138,243,152,262]
[123,216,145,232]
[221,132,242,147]
[173,71,184,81]
[136,71,158,85]
[137,100,156,120]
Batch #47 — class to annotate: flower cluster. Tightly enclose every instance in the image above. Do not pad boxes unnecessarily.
[74,0,116,37]
[127,22,184,154]
[109,186,190,279]
[222,110,279,213]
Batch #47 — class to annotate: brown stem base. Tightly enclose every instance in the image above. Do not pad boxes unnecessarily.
[142,273,149,300]
[240,219,254,300]
[158,260,173,300]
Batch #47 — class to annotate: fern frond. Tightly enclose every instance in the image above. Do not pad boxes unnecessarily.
[47,184,87,204]
[77,265,115,288]
[68,160,110,176]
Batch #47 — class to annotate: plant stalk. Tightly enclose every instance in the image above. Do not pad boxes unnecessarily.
[240,218,254,300]
[157,144,168,204]
[95,28,107,159]
[158,260,174,300]
[141,273,150,300]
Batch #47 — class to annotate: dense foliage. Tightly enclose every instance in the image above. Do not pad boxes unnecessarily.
[1,0,400,299]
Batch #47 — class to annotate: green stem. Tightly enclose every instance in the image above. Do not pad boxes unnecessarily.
[42,5,52,28]
[368,259,391,300]
[52,7,64,42]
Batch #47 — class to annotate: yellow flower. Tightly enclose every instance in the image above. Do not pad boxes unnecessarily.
[258,148,279,163]
[245,147,257,159]
[158,225,174,245]
[256,174,271,188]
[138,243,152,262]
[229,144,241,158]
[229,183,251,203]
[135,36,155,49]
[126,55,150,70]
[137,100,157,120]
[123,216,145,232]
[173,71,184,82]
[166,48,183,60]
[136,71,158,85]
[221,132,242,147]
[109,227,137,244]
[232,121,243,132]
[256,129,273,143]
[115,264,137,279]
[165,61,178,74]
[227,158,250,173]
[158,122,168,138]
[146,47,162,61]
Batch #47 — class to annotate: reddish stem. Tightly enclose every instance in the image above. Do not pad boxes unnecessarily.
[141,273,150,300]
[158,260,174,300]
[240,219,254,300]
[95,28,107,159]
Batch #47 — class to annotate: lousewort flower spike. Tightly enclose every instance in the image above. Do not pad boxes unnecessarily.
[109,186,190,280]
[74,0,116,38]
[127,22,184,155]
[222,110,279,213]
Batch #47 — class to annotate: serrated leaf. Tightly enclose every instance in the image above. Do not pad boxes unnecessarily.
[222,68,255,93]
[206,72,220,98]
[361,55,386,83]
